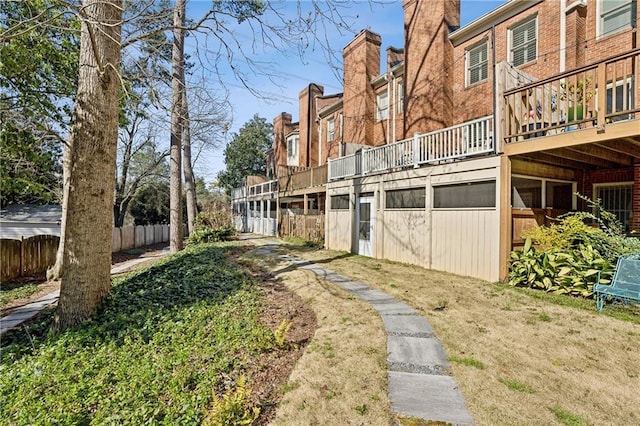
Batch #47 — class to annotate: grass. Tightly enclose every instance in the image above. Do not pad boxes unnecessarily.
[277,241,640,425]
[448,355,485,370]
[549,406,589,426]
[0,282,40,307]
[498,377,536,393]
[0,243,277,424]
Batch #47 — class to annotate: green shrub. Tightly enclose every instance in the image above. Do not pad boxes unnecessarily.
[509,195,639,298]
[509,239,612,297]
[188,227,237,244]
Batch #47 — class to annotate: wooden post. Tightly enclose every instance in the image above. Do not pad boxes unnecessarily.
[20,236,25,277]
[499,155,512,282]
[596,62,607,128]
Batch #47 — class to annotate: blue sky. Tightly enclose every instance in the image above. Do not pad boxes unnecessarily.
[186,0,506,183]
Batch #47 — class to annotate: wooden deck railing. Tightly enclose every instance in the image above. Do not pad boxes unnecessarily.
[503,49,639,143]
[278,164,327,192]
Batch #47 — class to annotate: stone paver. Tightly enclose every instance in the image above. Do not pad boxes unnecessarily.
[261,240,474,425]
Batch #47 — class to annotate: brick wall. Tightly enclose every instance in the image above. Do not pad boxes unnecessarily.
[581,166,638,232]
[403,0,458,137]
[272,112,293,174]
[298,83,324,167]
[343,30,381,146]
[583,2,639,64]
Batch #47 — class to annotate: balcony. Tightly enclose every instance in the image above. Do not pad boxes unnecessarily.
[247,180,278,199]
[502,49,640,165]
[328,115,494,181]
[278,164,327,194]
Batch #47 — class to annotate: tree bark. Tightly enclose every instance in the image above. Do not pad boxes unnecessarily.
[182,86,197,234]
[169,0,185,253]
[53,0,122,330]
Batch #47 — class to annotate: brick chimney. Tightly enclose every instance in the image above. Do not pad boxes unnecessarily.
[272,112,292,175]
[403,0,459,137]
[342,29,382,146]
[299,83,324,167]
[386,46,404,71]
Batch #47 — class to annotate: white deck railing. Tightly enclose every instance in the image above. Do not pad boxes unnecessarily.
[327,153,361,180]
[329,116,494,180]
[247,179,278,197]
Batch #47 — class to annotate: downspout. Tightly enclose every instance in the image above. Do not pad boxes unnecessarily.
[339,112,344,156]
[318,115,322,165]
[560,0,566,72]
[392,72,397,142]
[492,24,498,154]
[385,73,390,144]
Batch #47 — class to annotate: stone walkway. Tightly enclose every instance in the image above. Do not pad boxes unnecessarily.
[256,243,474,425]
[0,250,169,336]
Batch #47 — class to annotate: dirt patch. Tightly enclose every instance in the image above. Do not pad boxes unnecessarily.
[252,278,317,423]
[240,242,394,426]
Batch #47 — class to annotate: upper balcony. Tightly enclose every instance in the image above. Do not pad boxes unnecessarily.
[247,179,278,200]
[328,115,494,181]
[278,164,327,194]
[501,49,640,166]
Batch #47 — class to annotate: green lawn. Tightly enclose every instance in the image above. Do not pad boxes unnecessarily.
[0,243,277,425]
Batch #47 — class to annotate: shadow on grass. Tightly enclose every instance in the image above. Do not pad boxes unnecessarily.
[1,244,251,363]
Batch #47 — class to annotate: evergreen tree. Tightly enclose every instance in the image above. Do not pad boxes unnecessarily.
[217,115,273,194]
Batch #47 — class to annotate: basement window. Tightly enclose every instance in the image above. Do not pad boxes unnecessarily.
[386,188,426,209]
[330,194,350,210]
[433,180,496,209]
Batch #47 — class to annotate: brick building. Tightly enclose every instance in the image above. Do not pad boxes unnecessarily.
[240,0,639,281]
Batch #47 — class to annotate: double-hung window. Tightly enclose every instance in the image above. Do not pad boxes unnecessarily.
[510,16,537,67]
[286,135,299,166]
[327,118,335,141]
[599,0,635,37]
[376,91,389,121]
[466,41,488,86]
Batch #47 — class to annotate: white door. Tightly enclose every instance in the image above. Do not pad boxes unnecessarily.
[357,196,374,257]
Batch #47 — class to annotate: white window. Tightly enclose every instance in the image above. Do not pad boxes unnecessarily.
[510,16,537,67]
[397,82,404,113]
[376,91,389,121]
[466,41,488,86]
[595,182,633,232]
[599,0,635,37]
[286,135,299,166]
[327,118,335,141]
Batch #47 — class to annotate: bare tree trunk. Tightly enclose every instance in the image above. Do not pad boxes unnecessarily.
[53,0,122,330]
[47,145,70,281]
[183,86,197,234]
[169,0,185,253]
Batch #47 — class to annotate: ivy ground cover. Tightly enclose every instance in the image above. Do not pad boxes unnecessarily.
[0,243,279,424]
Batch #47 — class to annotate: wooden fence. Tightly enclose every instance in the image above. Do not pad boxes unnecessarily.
[1,224,172,282]
[0,235,60,282]
[279,214,325,243]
